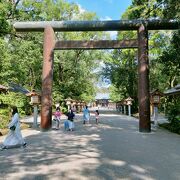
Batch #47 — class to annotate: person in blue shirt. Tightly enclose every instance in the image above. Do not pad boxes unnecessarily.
[83,106,90,124]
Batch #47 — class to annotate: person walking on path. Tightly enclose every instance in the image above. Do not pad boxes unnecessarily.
[95,110,99,124]
[66,109,75,131]
[83,106,90,124]
[53,107,61,130]
[1,106,26,150]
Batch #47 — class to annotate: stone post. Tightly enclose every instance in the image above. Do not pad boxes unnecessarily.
[128,105,131,116]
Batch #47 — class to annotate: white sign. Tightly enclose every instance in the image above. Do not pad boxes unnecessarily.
[31,96,39,104]
[153,96,160,103]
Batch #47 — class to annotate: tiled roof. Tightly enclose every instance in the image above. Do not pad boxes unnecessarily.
[164,84,180,96]
[0,85,8,90]
[95,93,110,100]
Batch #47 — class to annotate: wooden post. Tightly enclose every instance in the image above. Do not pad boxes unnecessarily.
[41,26,55,130]
[138,24,151,132]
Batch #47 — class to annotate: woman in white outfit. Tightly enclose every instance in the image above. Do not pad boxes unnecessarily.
[1,106,26,149]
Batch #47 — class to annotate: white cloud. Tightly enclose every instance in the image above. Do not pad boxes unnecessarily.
[100,16,112,21]
[72,3,86,20]
[77,3,86,14]
[100,17,117,39]
[108,31,117,40]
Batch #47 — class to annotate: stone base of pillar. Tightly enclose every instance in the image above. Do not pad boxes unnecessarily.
[139,127,151,133]
[40,127,52,132]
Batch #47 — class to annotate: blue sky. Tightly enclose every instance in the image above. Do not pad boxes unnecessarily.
[66,0,132,89]
[67,0,132,20]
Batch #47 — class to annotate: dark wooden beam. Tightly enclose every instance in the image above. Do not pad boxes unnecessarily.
[13,19,179,32]
[54,40,138,50]
[138,24,151,132]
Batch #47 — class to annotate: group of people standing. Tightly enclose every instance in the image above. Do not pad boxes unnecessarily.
[53,107,75,131]
[53,105,100,131]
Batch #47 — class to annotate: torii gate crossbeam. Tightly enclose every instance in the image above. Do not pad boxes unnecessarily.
[54,40,138,50]
[14,19,179,31]
[13,20,179,132]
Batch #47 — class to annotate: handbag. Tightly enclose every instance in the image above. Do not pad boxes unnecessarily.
[10,125,16,131]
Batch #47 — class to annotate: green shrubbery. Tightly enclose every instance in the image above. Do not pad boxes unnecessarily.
[0,108,10,129]
[160,99,180,134]
[0,92,31,129]
[167,102,180,134]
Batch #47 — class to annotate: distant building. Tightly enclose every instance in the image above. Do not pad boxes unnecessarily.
[94,93,116,109]
[95,93,109,107]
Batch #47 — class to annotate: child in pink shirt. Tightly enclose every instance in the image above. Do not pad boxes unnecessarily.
[54,107,61,129]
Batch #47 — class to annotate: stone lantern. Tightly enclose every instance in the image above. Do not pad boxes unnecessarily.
[72,100,77,112]
[26,90,41,128]
[65,98,72,111]
[126,97,133,116]
[150,89,164,127]
[0,85,8,94]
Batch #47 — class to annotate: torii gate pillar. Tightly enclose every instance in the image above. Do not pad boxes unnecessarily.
[41,26,55,130]
[138,24,151,132]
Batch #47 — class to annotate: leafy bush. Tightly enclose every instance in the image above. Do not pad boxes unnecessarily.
[0,108,10,129]
[0,92,31,129]
[162,100,180,134]
[60,106,68,114]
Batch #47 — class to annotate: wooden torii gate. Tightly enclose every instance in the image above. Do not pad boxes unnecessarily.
[14,19,179,132]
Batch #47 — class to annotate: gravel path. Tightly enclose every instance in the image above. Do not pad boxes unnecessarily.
[0,113,179,180]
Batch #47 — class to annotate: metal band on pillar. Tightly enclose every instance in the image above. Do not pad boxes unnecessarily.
[138,24,151,132]
[41,26,55,130]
